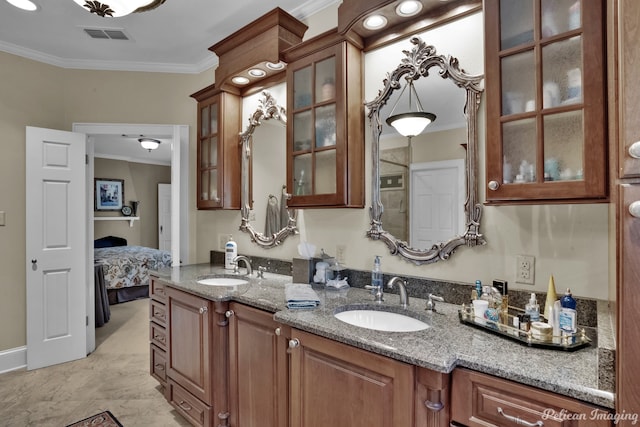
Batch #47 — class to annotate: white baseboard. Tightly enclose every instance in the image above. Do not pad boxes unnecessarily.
[0,346,27,374]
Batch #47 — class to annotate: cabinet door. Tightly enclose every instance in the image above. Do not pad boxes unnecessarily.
[196,91,241,210]
[484,0,607,203]
[228,303,288,427]
[286,34,364,208]
[617,184,640,414]
[288,328,414,427]
[166,287,214,404]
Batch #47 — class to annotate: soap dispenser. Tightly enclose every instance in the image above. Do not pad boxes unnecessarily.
[224,235,238,270]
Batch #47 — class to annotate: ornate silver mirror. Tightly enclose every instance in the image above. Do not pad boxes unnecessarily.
[239,91,297,248]
[366,36,485,264]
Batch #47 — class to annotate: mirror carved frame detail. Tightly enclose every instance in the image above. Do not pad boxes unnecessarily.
[366,37,486,264]
[239,91,298,248]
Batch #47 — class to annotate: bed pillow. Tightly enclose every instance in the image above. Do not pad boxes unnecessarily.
[94,236,128,248]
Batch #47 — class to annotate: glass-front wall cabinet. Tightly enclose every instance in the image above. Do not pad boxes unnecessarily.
[285,31,364,208]
[485,0,606,203]
[193,87,242,210]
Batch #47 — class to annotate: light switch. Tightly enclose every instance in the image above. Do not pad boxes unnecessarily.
[0,211,5,226]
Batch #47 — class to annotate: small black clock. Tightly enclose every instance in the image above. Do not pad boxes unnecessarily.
[121,205,132,216]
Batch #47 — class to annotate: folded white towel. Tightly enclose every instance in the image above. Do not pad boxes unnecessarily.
[285,283,320,309]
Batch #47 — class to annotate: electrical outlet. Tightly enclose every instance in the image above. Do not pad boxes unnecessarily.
[515,255,535,285]
[335,244,346,264]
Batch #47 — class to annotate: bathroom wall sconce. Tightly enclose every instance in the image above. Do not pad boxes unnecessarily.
[138,137,161,151]
[385,77,435,137]
[5,0,37,11]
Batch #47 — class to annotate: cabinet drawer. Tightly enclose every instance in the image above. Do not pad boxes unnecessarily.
[150,299,167,327]
[168,379,213,427]
[150,278,167,302]
[451,369,612,427]
[150,344,167,384]
[150,323,167,350]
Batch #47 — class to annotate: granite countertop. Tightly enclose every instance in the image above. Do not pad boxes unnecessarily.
[153,263,615,409]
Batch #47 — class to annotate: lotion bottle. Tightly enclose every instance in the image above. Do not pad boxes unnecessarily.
[559,288,577,339]
[225,235,238,270]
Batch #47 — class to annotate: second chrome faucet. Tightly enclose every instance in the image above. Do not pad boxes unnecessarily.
[365,276,409,308]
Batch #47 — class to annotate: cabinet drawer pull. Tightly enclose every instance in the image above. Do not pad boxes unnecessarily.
[199,306,208,314]
[178,400,192,412]
[497,407,543,427]
[629,141,640,159]
[288,338,300,349]
[225,310,234,318]
[154,363,165,371]
[629,201,640,218]
[275,327,281,336]
[154,334,165,342]
[488,180,500,191]
[424,399,443,412]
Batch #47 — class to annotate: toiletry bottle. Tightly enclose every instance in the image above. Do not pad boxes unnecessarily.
[475,280,482,298]
[544,275,558,321]
[525,293,540,321]
[371,256,383,294]
[559,288,577,339]
[225,235,238,270]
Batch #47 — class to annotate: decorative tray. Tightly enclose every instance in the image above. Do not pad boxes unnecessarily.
[458,304,591,352]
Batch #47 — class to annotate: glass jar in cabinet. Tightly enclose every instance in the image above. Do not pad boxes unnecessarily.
[284,30,364,208]
[484,0,607,204]
[191,86,242,210]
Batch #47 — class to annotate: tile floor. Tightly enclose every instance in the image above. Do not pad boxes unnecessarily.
[0,298,190,426]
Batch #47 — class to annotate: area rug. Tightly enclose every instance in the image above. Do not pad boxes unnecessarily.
[66,410,123,427]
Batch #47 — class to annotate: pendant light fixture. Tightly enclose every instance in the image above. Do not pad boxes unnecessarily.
[138,138,161,151]
[385,77,435,137]
[72,0,165,17]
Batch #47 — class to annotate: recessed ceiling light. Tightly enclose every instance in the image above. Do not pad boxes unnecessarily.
[363,14,388,30]
[396,0,423,17]
[248,68,266,78]
[266,62,285,70]
[232,76,250,85]
[6,0,37,11]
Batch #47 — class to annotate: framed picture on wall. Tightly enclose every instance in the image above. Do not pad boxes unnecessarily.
[95,178,124,211]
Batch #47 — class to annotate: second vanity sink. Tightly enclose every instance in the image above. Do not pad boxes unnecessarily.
[196,277,249,287]
[334,309,430,332]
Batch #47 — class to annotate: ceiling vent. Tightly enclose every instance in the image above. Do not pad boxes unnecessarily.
[83,28,130,40]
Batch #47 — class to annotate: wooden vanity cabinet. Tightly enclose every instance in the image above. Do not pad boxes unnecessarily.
[283,29,365,208]
[451,368,612,427]
[484,0,607,204]
[149,277,169,398]
[191,86,242,210]
[165,287,229,427]
[288,327,415,427]
[227,302,288,427]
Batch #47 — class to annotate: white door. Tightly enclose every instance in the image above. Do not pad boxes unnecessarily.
[158,183,171,252]
[26,126,86,370]
[410,159,464,249]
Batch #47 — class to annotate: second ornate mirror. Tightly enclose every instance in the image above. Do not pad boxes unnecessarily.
[240,91,297,247]
[366,30,485,264]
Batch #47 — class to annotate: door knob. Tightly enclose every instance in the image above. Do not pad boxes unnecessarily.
[225,310,234,318]
[629,141,640,159]
[488,180,500,191]
[288,338,300,348]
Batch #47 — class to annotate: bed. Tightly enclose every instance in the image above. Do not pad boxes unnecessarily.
[94,236,172,305]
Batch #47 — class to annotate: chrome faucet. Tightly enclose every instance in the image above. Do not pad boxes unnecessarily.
[387,277,409,308]
[426,294,445,312]
[232,255,253,276]
[364,283,384,303]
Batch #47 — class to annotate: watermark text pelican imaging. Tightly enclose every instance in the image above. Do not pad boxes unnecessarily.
[542,408,638,425]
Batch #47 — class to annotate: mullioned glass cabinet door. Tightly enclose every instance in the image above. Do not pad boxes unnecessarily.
[485,0,607,204]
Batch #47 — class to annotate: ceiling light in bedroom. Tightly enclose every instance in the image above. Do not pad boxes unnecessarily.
[72,0,166,18]
[6,0,37,11]
[138,138,161,151]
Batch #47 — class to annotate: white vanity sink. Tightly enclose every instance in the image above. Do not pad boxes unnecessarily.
[196,277,248,287]
[334,309,429,332]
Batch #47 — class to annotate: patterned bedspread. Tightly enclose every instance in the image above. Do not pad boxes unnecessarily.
[94,246,172,290]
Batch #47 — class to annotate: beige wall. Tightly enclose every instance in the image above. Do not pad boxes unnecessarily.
[0,4,612,354]
[0,50,211,351]
[94,158,171,248]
